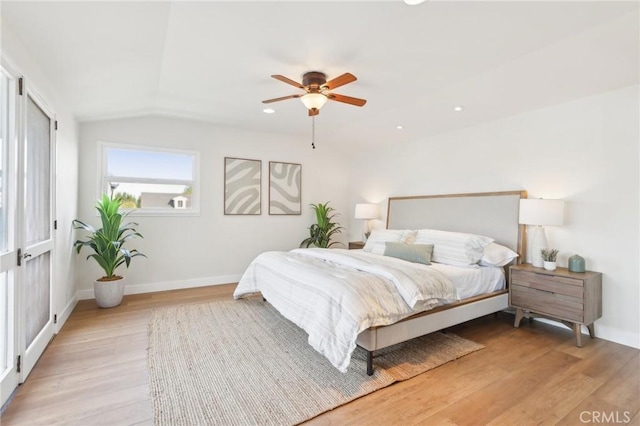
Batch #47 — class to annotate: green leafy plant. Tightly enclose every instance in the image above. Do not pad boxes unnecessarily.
[72,194,146,280]
[300,202,344,248]
[541,248,559,262]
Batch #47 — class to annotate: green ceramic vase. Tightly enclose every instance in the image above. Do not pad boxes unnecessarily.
[568,254,586,272]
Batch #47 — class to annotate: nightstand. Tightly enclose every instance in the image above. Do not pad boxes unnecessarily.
[509,264,602,347]
[348,241,365,250]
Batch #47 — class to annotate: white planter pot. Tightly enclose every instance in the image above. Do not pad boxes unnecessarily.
[94,276,125,308]
[543,261,557,271]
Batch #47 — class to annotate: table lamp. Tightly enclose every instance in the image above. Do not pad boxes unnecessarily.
[354,203,379,241]
[519,199,564,267]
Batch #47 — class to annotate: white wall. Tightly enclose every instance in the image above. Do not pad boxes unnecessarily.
[346,85,640,349]
[1,22,80,329]
[76,116,350,296]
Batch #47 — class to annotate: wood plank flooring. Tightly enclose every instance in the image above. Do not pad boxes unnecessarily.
[1,284,638,425]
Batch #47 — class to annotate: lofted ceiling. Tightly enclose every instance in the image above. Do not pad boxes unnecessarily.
[1,1,638,153]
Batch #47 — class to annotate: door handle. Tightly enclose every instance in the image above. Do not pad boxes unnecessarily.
[16,249,32,266]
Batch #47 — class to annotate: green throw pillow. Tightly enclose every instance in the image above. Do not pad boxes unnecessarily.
[384,242,433,265]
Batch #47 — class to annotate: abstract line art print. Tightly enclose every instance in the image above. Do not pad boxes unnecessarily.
[269,161,301,215]
[224,157,261,215]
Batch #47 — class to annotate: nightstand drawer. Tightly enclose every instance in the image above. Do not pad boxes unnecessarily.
[511,285,584,322]
[511,270,584,298]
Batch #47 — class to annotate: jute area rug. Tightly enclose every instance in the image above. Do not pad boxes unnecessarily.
[147,298,483,425]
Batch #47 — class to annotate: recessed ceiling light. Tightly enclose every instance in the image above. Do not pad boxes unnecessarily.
[396,125,404,130]
[404,0,426,5]
[453,106,465,112]
[263,108,275,114]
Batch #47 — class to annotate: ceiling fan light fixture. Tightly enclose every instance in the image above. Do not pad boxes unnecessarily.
[300,93,328,111]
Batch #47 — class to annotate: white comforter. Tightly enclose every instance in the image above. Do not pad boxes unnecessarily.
[233,248,458,373]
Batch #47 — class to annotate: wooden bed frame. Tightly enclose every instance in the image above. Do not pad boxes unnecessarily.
[356,190,527,375]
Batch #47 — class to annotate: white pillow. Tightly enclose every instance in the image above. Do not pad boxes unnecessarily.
[414,229,493,267]
[479,242,519,267]
[363,229,416,255]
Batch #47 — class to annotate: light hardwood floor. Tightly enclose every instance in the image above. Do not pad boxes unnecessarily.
[2,284,638,425]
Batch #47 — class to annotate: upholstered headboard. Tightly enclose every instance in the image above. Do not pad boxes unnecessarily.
[386,190,527,261]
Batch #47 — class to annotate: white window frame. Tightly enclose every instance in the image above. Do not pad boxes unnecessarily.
[98,141,200,216]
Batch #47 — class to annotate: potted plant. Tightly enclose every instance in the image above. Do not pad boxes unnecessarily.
[300,202,344,248]
[72,194,146,308]
[541,248,559,271]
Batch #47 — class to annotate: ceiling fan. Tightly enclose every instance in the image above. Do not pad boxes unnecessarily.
[262,71,367,116]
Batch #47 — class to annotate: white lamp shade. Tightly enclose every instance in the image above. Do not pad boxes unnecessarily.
[300,93,328,110]
[518,199,564,226]
[354,203,378,219]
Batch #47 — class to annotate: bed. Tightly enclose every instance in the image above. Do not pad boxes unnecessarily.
[234,190,526,375]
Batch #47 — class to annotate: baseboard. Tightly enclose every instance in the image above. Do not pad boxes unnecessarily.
[76,274,242,300]
[532,318,640,349]
[55,295,79,333]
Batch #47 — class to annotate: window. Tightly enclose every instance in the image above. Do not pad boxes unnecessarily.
[100,142,200,215]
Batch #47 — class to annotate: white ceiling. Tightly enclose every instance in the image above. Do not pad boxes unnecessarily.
[2,1,638,153]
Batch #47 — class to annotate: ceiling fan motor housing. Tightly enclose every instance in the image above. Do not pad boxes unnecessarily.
[302,71,327,92]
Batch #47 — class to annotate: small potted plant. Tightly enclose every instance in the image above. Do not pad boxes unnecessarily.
[541,248,559,271]
[300,202,344,248]
[72,194,146,308]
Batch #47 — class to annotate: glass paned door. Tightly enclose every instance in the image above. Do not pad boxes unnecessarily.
[0,66,56,407]
[19,94,55,380]
[0,67,18,407]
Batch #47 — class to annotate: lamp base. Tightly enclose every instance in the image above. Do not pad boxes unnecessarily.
[531,226,548,268]
[362,221,369,242]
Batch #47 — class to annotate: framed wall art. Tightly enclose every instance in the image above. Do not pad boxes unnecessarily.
[269,161,301,215]
[224,157,261,215]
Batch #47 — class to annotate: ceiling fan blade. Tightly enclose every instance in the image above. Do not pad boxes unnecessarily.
[262,94,301,104]
[271,75,305,89]
[323,73,357,90]
[327,93,367,107]
[308,108,320,117]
